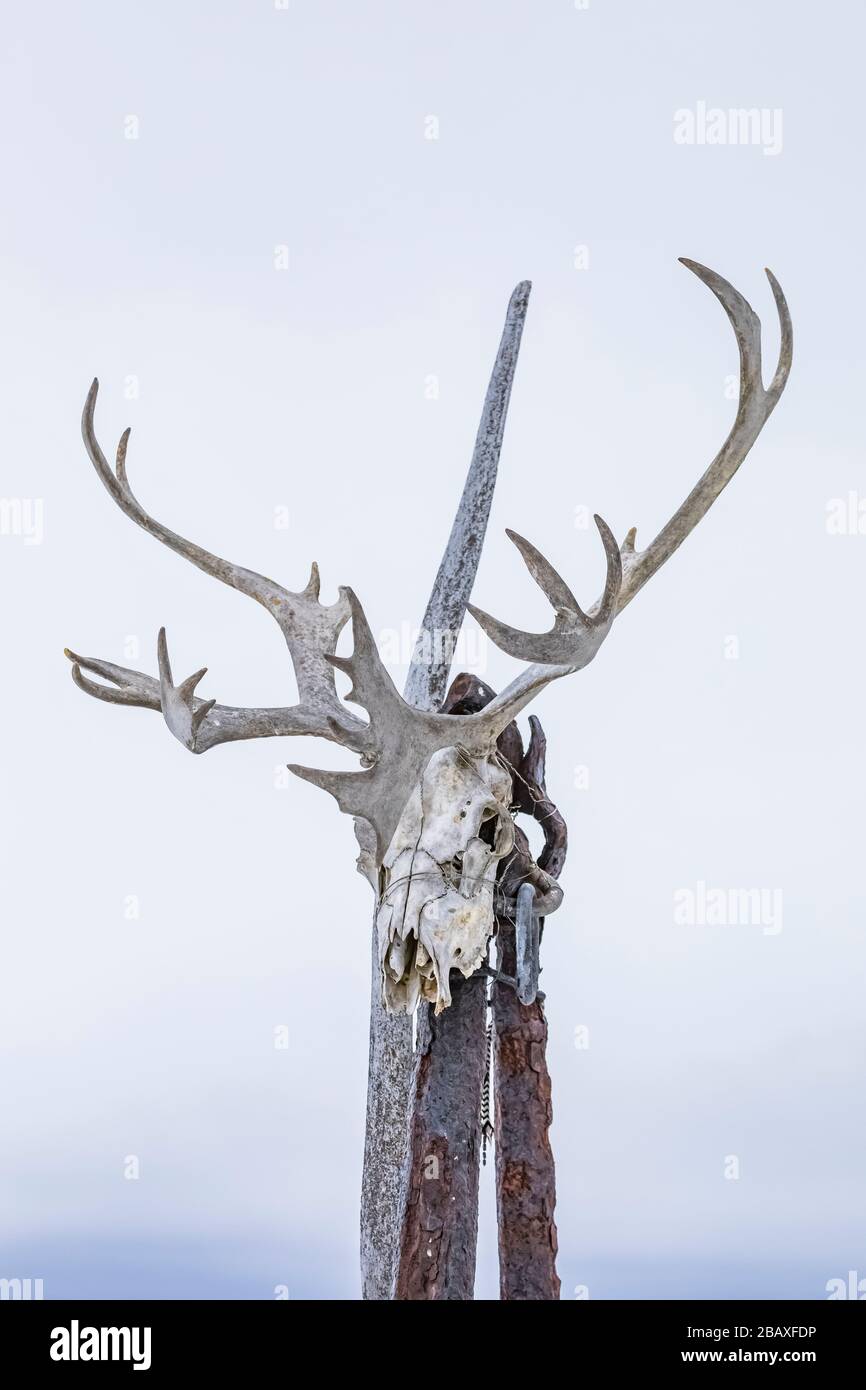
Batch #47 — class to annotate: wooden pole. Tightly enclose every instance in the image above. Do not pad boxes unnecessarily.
[393,974,488,1299]
[493,716,566,1299]
[361,285,531,1298]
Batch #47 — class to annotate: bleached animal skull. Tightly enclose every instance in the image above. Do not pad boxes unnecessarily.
[68,261,792,1020]
[376,747,515,1015]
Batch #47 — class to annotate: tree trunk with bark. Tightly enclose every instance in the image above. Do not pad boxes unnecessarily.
[493,714,566,1299]
[390,676,568,1300]
[360,933,414,1301]
[492,935,560,1299]
[393,973,488,1299]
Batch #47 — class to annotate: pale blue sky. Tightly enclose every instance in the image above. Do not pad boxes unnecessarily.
[1,0,863,1299]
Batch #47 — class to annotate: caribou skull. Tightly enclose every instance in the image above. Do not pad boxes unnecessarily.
[65,259,792,1015]
[377,745,515,1015]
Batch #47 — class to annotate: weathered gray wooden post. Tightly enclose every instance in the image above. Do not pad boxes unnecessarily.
[363,281,531,1298]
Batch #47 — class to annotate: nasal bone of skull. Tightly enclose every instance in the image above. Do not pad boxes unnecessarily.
[458,814,514,896]
[376,746,514,1015]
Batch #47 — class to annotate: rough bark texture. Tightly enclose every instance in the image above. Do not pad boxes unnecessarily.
[393,972,488,1300]
[492,934,560,1300]
[390,673,567,1301]
[493,714,566,1300]
[390,674,506,1300]
[360,930,414,1301]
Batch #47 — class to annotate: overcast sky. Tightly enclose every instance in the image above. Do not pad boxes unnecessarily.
[1,0,864,1300]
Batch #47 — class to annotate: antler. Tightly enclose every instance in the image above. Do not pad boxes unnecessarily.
[289,516,621,864]
[65,642,337,753]
[467,261,792,659]
[70,379,371,755]
[467,515,621,663]
[613,259,792,612]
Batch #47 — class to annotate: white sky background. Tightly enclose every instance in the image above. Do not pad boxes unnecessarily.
[1,0,864,1299]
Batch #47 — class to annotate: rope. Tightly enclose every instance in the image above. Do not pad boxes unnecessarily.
[481,994,494,1165]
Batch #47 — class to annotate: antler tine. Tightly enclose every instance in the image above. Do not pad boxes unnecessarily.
[75,379,366,748]
[285,522,626,863]
[156,628,217,751]
[611,261,793,614]
[467,514,622,665]
[64,643,374,755]
[65,648,161,710]
[82,380,292,611]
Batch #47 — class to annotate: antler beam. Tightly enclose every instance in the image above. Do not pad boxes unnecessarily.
[64,645,371,753]
[467,515,621,663]
[71,381,371,753]
[614,259,792,612]
[466,261,792,660]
